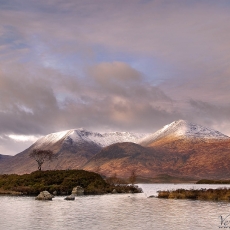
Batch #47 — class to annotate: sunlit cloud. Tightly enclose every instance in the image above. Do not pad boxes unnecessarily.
[8,135,40,142]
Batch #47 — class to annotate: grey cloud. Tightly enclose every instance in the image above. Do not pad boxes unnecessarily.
[0,61,176,137]
[87,62,172,105]
[187,100,230,136]
[59,62,176,131]
[189,100,230,121]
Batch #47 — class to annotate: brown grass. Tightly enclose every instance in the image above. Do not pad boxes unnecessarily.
[158,188,230,201]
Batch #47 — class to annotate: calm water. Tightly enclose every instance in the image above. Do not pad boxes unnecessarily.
[1,184,230,230]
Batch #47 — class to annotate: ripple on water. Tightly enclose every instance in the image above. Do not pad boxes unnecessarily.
[1,184,230,230]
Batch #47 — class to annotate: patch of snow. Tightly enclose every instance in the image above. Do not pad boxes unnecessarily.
[34,130,74,148]
[34,129,146,148]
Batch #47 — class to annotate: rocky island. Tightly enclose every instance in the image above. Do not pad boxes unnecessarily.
[0,170,142,196]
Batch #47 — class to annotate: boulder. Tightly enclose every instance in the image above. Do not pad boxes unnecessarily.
[72,186,84,195]
[35,191,54,200]
[53,191,57,196]
[64,195,75,201]
[112,189,117,194]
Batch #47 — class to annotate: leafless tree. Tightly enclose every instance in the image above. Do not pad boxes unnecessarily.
[29,149,55,171]
[106,173,119,185]
[129,169,137,185]
[106,173,127,185]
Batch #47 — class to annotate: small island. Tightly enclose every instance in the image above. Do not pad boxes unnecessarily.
[0,170,142,196]
[196,179,230,184]
[158,188,230,201]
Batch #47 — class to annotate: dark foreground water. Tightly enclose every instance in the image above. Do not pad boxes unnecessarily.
[1,184,230,230]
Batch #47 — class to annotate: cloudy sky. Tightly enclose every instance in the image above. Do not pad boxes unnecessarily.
[1,0,230,155]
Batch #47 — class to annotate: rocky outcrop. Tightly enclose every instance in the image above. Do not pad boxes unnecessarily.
[72,186,84,195]
[35,191,54,200]
[64,186,84,199]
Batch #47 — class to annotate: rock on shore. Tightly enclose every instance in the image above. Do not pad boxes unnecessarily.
[72,186,84,195]
[35,191,54,200]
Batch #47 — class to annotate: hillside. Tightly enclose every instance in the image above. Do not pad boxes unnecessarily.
[82,139,230,180]
[83,142,160,178]
[83,121,230,180]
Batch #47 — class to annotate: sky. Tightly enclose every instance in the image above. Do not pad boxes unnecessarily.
[1,0,230,155]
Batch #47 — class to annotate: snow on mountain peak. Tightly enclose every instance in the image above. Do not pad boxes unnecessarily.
[33,128,146,149]
[33,130,75,149]
[67,129,146,147]
[32,120,229,150]
[169,120,229,139]
[138,120,230,146]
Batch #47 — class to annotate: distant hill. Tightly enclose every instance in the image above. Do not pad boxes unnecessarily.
[0,154,12,172]
[0,154,12,160]
[83,142,159,178]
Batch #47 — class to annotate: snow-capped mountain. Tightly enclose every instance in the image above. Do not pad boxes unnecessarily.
[138,120,230,147]
[1,121,230,180]
[33,128,146,150]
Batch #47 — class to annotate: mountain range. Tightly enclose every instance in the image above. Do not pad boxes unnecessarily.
[1,120,230,182]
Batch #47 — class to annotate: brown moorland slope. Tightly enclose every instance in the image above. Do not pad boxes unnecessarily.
[83,137,230,180]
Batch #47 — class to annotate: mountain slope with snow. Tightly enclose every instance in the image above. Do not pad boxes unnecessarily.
[1,121,230,180]
[33,128,146,150]
[138,120,230,147]
[0,129,147,174]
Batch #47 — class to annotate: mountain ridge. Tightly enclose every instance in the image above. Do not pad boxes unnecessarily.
[0,120,230,181]
[33,128,146,150]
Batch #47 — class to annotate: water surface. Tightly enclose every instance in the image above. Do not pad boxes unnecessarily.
[1,184,230,230]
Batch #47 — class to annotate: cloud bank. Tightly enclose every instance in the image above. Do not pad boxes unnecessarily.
[1,0,230,154]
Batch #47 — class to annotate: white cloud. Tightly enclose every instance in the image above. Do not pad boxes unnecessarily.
[8,135,40,142]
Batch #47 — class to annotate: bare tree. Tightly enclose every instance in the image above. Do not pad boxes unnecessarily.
[106,173,119,185]
[129,169,137,185]
[29,149,55,171]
